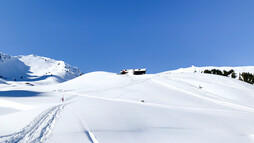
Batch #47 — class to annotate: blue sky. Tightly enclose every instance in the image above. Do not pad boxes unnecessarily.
[0,0,253,73]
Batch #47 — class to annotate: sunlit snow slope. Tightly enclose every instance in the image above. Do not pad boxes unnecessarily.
[1,67,254,143]
[0,52,82,85]
[169,65,254,74]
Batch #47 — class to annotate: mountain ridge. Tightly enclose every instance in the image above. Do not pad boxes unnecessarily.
[0,52,83,84]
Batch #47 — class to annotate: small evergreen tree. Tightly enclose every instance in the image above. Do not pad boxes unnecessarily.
[241,72,254,84]
[223,69,234,77]
[231,72,236,78]
[204,70,211,74]
[211,69,223,75]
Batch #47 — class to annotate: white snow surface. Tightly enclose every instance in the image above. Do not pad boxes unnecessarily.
[169,65,254,74]
[1,66,254,142]
[0,52,82,85]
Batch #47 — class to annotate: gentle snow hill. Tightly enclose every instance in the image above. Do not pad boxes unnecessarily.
[0,52,83,85]
[168,65,254,75]
[2,67,254,143]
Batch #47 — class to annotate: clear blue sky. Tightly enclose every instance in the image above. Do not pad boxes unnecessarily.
[0,0,253,73]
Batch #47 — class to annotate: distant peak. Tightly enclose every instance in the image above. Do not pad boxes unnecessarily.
[0,52,12,62]
[29,54,36,57]
[0,52,83,84]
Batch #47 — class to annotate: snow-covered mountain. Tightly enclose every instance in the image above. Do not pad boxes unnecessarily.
[1,63,254,143]
[0,52,83,84]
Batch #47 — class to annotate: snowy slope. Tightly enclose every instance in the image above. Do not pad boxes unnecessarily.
[169,65,254,74]
[0,52,82,85]
[1,69,254,143]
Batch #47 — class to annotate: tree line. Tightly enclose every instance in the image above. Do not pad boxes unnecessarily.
[203,69,254,84]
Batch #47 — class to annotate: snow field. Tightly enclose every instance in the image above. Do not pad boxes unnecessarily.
[1,70,254,142]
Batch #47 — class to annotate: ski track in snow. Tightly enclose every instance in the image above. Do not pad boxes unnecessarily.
[68,106,100,143]
[152,79,254,112]
[0,104,67,143]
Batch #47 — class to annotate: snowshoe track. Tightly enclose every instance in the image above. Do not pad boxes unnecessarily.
[0,104,67,143]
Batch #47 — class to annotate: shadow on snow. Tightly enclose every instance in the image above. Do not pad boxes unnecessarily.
[0,90,42,97]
